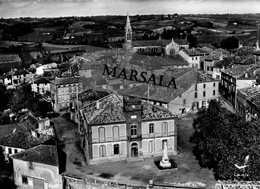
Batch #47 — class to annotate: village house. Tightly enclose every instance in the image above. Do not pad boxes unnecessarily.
[0,130,53,159]
[0,54,22,73]
[31,77,51,95]
[220,64,260,108]
[36,63,58,75]
[50,76,83,112]
[4,69,34,89]
[178,48,208,69]
[237,85,260,121]
[78,94,177,164]
[11,145,62,189]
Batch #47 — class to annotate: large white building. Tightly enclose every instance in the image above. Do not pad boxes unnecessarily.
[78,93,177,164]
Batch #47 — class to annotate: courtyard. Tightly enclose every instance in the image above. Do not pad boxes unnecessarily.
[52,115,216,189]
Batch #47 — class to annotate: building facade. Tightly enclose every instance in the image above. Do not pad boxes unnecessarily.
[78,94,177,164]
[11,145,62,189]
[50,77,83,112]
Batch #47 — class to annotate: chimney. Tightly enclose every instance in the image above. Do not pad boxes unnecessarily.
[96,101,100,109]
[245,73,248,78]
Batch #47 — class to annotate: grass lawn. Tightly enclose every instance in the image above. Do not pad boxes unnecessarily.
[54,116,216,188]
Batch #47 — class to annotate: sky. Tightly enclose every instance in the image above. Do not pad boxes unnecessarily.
[0,0,260,18]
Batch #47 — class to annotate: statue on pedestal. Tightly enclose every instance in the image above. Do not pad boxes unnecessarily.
[159,142,171,168]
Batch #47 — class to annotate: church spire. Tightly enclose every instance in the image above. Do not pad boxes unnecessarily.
[125,12,132,43]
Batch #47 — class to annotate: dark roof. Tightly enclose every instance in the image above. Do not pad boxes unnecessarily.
[173,39,189,45]
[11,145,59,166]
[16,113,39,132]
[238,86,260,97]
[222,64,254,77]
[79,89,110,102]
[51,77,80,85]
[34,77,50,84]
[132,40,171,47]
[0,131,53,149]
[197,72,217,83]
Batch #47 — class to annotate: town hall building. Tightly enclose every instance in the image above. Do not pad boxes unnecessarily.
[78,93,177,164]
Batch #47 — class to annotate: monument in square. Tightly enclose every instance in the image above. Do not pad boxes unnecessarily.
[159,142,172,168]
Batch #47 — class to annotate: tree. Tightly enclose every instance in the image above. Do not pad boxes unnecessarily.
[187,34,197,48]
[190,100,260,180]
[220,36,239,50]
[36,100,53,117]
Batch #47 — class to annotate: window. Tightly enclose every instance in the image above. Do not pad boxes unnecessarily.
[14,149,18,154]
[149,123,154,134]
[114,144,119,155]
[131,115,137,119]
[113,126,119,140]
[202,101,206,107]
[203,91,206,97]
[149,141,155,153]
[22,175,28,184]
[98,127,105,142]
[162,122,168,134]
[203,84,206,88]
[162,139,168,149]
[195,92,197,98]
[213,90,216,96]
[8,148,12,154]
[99,145,106,157]
[183,99,186,106]
[131,125,137,136]
[195,84,197,91]
[28,162,33,170]
[213,82,216,87]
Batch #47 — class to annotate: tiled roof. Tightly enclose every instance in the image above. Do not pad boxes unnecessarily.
[51,77,80,85]
[238,86,260,98]
[0,131,53,149]
[197,72,216,83]
[182,48,208,56]
[0,54,21,64]
[174,39,189,45]
[11,145,59,166]
[222,64,255,77]
[132,40,171,47]
[237,66,260,79]
[129,53,188,70]
[118,68,197,102]
[250,93,260,108]
[80,93,176,125]
[79,89,110,102]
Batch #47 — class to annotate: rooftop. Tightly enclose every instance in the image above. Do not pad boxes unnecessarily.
[34,77,51,84]
[181,48,209,57]
[80,93,176,125]
[79,89,110,102]
[238,86,260,98]
[222,64,256,77]
[51,76,80,85]
[0,54,21,64]
[132,40,171,47]
[118,68,197,103]
[0,131,53,149]
[11,145,59,166]
[197,72,216,83]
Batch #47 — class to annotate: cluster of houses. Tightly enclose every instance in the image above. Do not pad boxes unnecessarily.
[1,15,260,189]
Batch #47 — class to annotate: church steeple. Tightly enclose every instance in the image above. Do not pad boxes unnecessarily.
[125,13,132,43]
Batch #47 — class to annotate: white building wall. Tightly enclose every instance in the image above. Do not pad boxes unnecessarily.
[12,158,62,189]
